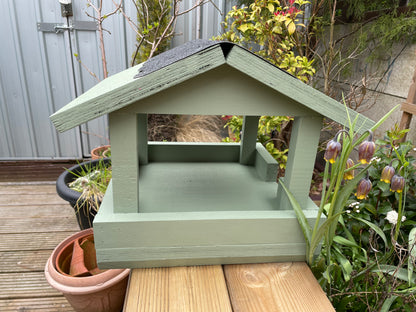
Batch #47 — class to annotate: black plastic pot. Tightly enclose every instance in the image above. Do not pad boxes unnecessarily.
[56,158,111,230]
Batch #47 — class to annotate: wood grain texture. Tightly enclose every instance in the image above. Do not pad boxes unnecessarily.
[0,250,52,273]
[0,297,74,312]
[0,272,62,299]
[0,194,67,206]
[124,265,232,312]
[224,262,334,312]
[0,161,77,183]
[0,217,79,234]
[0,183,75,311]
[0,232,76,251]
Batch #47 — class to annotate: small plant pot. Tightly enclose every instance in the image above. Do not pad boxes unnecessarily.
[56,158,111,230]
[91,145,111,159]
[44,229,130,312]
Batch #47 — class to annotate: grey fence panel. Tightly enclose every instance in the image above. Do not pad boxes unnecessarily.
[0,0,230,160]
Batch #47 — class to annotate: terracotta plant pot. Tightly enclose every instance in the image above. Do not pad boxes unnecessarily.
[56,158,111,229]
[91,145,111,159]
[45,229,130,312]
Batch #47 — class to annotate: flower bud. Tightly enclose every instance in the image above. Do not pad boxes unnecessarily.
[380,165,395,183]
[358,140,376,164]
[390,174,405,193]
[324,139,341,164]
[343,158,355,180]
[355,177,372,200]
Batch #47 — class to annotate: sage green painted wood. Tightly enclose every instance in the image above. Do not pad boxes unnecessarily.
[109,112,140,213]
[137,114,148,165]
[136,162,277,213]
[118,65,317,117]
[96,246,307,269]
[255,143,279,182]
[148,142,240,162]
[93,182,320,268]
[50,45,227,132]
[50,44,375,133]
[225,46,375,133]
[240,116,260,165]
[277,116,323,210]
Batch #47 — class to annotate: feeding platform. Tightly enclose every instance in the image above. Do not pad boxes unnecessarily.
[50,40,375,268]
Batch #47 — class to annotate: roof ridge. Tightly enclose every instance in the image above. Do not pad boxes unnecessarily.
[134,39,232,79]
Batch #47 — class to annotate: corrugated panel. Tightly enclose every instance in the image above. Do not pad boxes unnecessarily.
[0,0,229,160]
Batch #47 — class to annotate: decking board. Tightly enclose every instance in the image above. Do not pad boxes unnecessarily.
[0,217,79,234]
[0,272,62,299]
[0,250,53,273]
[0,297,74,312]
[224,262,335,312]
[124,265,233,312]
[0,182,77,311]
[0,232,77,251]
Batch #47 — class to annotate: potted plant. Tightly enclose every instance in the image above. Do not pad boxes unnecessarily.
[56,158,112,230]
[91,145,111,159]
[45,228,130,312]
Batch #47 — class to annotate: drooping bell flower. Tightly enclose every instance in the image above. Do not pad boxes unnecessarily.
[343,158,355,180]
[355,176,372,200]
[324,138,342,164]
[380,165,395,183]
[390,174,405,193]
[358,131,375,164]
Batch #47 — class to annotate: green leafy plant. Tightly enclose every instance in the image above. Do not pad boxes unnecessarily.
[214,0,315,83]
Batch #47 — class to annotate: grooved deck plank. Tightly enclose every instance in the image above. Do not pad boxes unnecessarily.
[0,232,77,251]
[0,181,77,311]
[0,217,79,233]
[124,265,233,312]
[0,250,52,273]
[0,297,74,312]
[0,272,62,299]
[0,183,57,194]
[0,194,66,206]
[224,262,335,312]
[0,204,74,218]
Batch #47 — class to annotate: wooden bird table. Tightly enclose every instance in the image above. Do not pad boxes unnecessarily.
[123,262,335,312]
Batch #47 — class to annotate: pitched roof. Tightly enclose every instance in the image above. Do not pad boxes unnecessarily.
[50,40,375,132]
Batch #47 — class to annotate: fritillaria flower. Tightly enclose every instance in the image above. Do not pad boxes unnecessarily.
[343,158,355,180]
[324,138,341,164]
[380,165,395,183]
[358,132,376,164]
[390,174,405,193]
[355,177,372,200]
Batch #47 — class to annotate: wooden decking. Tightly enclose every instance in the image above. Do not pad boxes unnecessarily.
[0,182,79,311]
[0,181,334,312]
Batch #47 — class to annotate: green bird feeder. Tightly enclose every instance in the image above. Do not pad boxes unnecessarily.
[51,40,374,268]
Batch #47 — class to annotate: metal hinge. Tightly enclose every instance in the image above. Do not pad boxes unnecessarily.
[37,21,97,34]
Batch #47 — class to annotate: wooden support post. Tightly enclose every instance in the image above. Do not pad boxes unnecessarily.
[277,116,322,210]
[240,116,260,165]
[399,61,416,142]
[109,112,140,213]
[137,114,148,165]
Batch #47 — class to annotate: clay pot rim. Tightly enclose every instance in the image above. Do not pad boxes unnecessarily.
[45,228,130,294]
[91,145,111,159]
[45,256,130,295]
